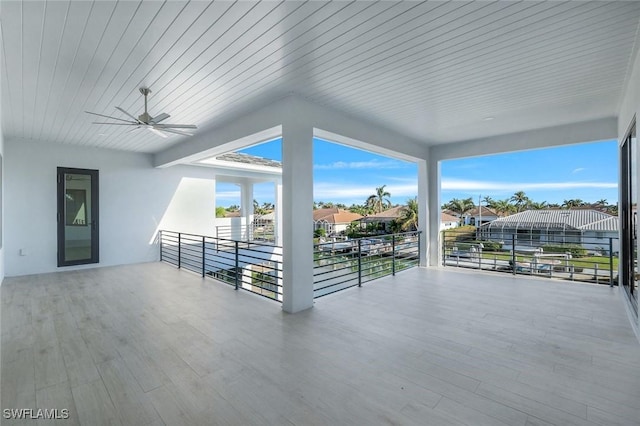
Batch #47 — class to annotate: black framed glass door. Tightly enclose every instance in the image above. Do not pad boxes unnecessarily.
[57,167,99,266]
[621,122,637,314]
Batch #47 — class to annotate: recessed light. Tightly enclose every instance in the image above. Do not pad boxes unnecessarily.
[483,116,494,121]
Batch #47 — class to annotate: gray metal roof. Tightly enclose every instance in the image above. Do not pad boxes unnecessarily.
[216,152,281,169]
[484,209,616,231]
[578,216,619,232]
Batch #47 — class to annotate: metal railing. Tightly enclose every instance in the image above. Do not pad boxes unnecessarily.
[442,228,619,286]
[313,231,421,298]
[160,230,283,301]
[215,223,276,243]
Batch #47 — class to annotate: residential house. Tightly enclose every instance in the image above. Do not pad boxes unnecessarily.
[357,206,405,233]
[313,208,363,235]
[479,209,619,253]
[440,212,460,231]
[462,206,500,226]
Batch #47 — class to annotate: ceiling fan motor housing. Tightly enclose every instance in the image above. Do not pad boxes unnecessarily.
[138,112,152,124]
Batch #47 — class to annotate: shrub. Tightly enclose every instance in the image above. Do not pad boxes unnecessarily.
[541,244,587,257]
[314,228,326,238]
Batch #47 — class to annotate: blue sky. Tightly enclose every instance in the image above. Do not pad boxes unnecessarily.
[215,138,618,207]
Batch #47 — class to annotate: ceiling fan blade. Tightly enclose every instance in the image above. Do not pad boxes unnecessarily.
[153,124,197,129]
[115,106,141,123]
[126,126,142,133]
[147,127,168,138]
[151,112,170,123]
[85,111,137,123]
[91,122,139,125]
[154,127,194,137]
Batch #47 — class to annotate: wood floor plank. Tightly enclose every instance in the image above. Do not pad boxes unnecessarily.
[36,382,81,426]
[34,344,68,390]
[96,358,163,425]
[71,379,122,426]
[59,336,101,387]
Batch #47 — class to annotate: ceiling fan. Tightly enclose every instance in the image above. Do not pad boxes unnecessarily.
[85,87,197,138]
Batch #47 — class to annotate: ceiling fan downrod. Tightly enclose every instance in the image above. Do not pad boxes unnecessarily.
[139,87,152,123]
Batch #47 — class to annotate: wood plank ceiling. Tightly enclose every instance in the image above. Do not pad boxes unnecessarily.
[1,1,639,153]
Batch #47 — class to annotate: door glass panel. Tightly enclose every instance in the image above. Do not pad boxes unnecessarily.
[58,168,99,266]
[64,174,92,262]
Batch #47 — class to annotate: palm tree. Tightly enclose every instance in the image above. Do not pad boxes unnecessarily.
[346,221,361,237]
[562,199,585,209]
[596,199,607,206]
[528,201,548,210]
[366,185,391,214]
[492,199,516,216]
[349,204,371,215]
[253,199,267,215]
[396,197,419,231]
[445,198,475,223]
[510,191,530,212]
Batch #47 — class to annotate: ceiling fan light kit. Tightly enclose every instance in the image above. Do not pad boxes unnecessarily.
[85,87,197,138]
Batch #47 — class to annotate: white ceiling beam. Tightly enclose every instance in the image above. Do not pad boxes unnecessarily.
[153,94,429,168]
[429,116,618,162]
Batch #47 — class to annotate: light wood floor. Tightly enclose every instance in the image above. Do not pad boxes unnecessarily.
[2,263,640,425]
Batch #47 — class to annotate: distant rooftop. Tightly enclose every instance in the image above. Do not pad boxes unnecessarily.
[484,209,617,231]
[216,152,282,169]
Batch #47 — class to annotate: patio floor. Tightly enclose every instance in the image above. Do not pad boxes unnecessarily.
[2,263,639,425]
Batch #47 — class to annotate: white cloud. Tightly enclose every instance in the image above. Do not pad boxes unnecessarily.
[314,160,407,170]
[215,191,241,198]
[313,182,418,200]
[572,168,586,174]
[441,178,616,192]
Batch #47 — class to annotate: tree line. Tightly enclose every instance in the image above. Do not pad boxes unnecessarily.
[443,191,617,217]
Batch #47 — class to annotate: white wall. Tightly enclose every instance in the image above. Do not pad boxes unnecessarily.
[5,139,219,276]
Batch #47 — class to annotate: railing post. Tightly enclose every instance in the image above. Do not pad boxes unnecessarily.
[417,231,421,266]
[178,233,182,269]
[159,230,163,262]
[570,265,574,281]
[234,241,239,290]
[202,236,206,277]
[609,237,614,287]
[511,234,516,275]
[392,234,396,276]
[595,263,599,284]
[442,231,446,267]
[358,239,362,287]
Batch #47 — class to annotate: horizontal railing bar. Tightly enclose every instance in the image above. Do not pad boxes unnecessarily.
[314,283,359,298]
[313,267,358,279]
[313,274,358,285]
[314,279,358,292]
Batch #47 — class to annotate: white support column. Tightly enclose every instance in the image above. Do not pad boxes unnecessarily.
[274,180,283,247]
[281,119,314,313]
[417,159,429,267]
[428,155,441,266]
[241,180,254,240]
